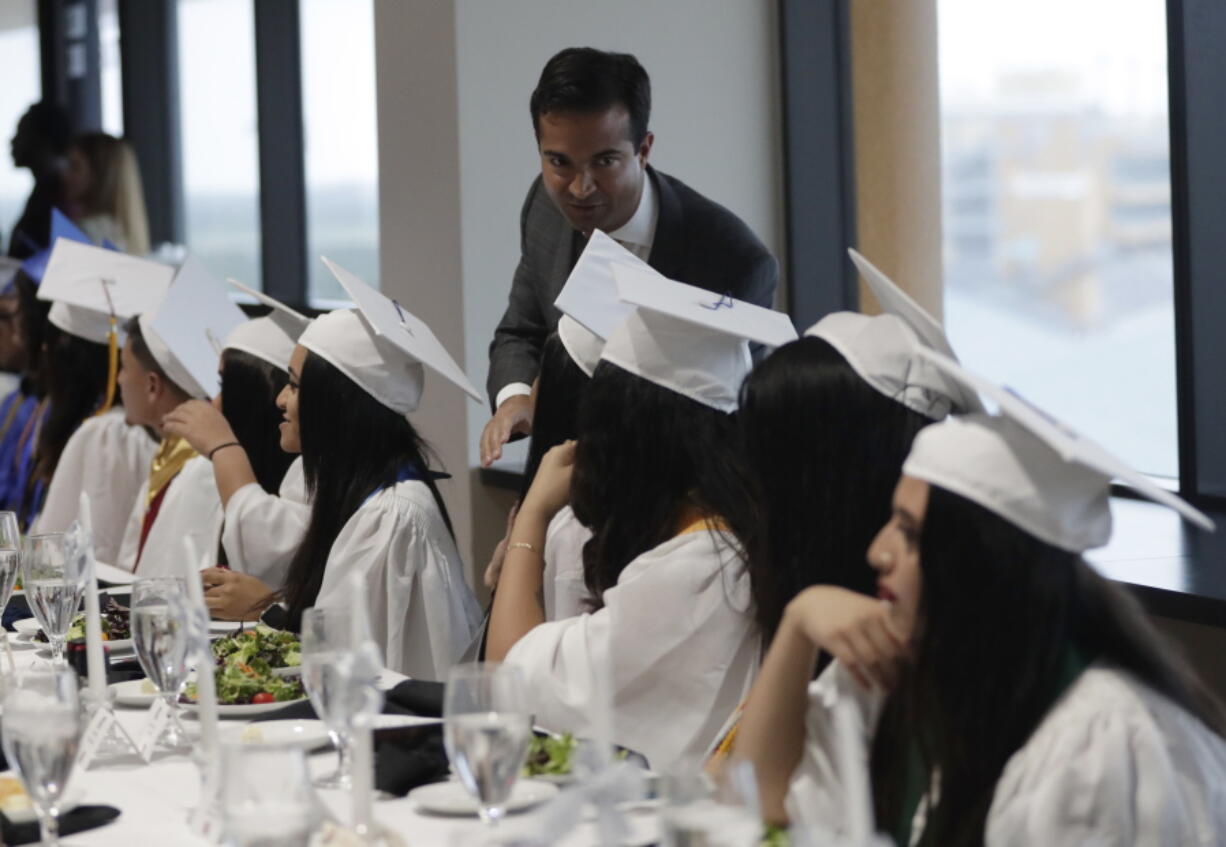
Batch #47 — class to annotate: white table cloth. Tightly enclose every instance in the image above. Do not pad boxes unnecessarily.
[3,645,661,846]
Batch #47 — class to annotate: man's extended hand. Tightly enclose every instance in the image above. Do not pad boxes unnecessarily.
[480,395,534,467]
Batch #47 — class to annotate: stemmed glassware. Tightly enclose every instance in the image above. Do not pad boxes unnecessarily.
[21,533,86,667]
[220,742,326,847]
[443,662,533,828]
[1,668,83,847]
[299,606,383,789]
[131,575,192,752]
[659,758,764,847]
[0,511,21,657]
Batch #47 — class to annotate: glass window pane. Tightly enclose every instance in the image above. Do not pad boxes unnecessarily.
[938,0,1176,477]
[99,0,123,137]
[177,0,262,287]
[0,1,41,255]
[300,0,379,303]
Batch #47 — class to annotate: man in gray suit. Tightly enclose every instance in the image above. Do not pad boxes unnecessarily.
[480,47,779,466]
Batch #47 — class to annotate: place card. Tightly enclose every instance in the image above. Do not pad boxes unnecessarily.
[137,697,173,762]
[77,706,140,770]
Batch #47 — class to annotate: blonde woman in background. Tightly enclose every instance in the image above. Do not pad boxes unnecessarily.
[63,133,150,255]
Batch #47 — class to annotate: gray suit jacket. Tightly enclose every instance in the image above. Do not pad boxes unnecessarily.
[487,166,779,407]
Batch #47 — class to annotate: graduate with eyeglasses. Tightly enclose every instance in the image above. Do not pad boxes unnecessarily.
[163,283,310,589]
[737,353,1226,847]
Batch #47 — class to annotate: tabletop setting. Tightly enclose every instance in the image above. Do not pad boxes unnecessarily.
[0,495,815,847]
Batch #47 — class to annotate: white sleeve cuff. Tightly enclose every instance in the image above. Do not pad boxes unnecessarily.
[495,382,533,410]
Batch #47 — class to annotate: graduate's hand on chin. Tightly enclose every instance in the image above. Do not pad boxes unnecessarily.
[201,567,274,621]
[520,440,576,520]
[787,585,907,692]
[163,400,238,457]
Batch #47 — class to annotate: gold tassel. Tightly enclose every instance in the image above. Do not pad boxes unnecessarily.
[93,317,119,416]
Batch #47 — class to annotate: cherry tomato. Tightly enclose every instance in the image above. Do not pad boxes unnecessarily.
[251,692,275,704]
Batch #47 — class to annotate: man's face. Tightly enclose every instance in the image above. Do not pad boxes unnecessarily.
[537,106,653,236]
[118,339,154,428]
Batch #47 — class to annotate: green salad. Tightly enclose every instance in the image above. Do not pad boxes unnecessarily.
[184,626,304,706]
[211,625,301,669]
[523,732,577,777]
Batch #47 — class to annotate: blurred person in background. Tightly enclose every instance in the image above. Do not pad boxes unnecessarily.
[62,133,150,255]
[7,102,72,259]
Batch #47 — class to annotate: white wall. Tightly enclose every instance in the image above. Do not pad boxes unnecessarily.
[454,0,785,468]
[375,0,783,588]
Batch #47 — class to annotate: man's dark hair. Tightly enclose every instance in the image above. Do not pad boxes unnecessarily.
[20,102,73,155]
[122,315,180,389]
[530,47,651,146]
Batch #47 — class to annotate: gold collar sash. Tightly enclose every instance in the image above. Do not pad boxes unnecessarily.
[146,436,198,505]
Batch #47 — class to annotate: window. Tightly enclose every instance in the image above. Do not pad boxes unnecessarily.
[938,0,1175,477]
[176,0,262,287]
[98,0,123,137]
[0,1,41,255]
[300,0,380,303]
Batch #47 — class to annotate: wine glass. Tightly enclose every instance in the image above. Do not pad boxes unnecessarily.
[443,662,533,827]
[1,668,82,847]
[299,606,383,789]
[21,533,86,667]
[0,511,22,655]
[220,742,326,847]
[659,758,764,847]
[131,576,192,752]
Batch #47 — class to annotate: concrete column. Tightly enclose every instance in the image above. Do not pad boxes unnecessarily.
[851,0,944,319]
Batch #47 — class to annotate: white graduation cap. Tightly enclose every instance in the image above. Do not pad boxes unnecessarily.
[903,349,1213,553]
[223,279,312,372]
[140,256,248,399]
[805,311,982,419]
[553,231,651,376]
[38,240,174,343]
[599,263,798,412]
[848,248,959,360]
[554,230,647,339]
[297,257,482,415]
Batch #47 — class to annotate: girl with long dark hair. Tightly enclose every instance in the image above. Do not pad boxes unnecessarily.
[192,284,482,680]
[738,355,1226,845]
[163,293,312,588]
[161,317,301,579]
[739,306,979,648]
[488,276,796,770]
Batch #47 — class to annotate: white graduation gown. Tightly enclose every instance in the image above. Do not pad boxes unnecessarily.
[311,479,481,682]
[787,661,1226,846]
[542,505,592,620]
[221,457,309,587]
[33,409,157,566]
[115,455,222,576]
[503,528,760,771]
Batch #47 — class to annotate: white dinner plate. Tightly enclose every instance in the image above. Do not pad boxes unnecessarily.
[0,783,83,824]
[12,618,132,652]
[373,714,441,731]
[110,678,160,708]
[182,697,309,719]
[223,719,332,750]
[208,620,257,635]
[11,619,39,638]
[408,779,559,817]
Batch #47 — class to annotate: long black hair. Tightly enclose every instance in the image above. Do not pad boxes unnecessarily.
[739,336,933,645]
[570,361,759,605]
[29,322,108,497]
[12,271,49,394]
[281,350,452,628]
[219,348,294,495]
[869,485,1226,846]
[519,332,589,499]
